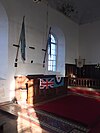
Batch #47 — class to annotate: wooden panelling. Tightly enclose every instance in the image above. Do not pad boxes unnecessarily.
[15,75,67,104]
[65,63,100,79]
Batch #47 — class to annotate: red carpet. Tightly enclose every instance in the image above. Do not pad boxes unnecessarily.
[36,94,100,128]
[89,122,100,133]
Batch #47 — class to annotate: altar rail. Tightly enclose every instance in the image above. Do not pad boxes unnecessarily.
[68,77,100,89]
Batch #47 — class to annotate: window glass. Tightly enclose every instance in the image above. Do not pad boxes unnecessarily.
[51,34,56,43]
[48,34,57,72]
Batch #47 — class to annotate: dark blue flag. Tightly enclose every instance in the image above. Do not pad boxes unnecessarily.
[42,26,51,67]
[48,27,51,56]
[20,16,26,61]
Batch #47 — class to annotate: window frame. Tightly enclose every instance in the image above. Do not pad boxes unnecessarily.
[48,33,57,72]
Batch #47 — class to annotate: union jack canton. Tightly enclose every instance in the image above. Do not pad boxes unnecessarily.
[40,78,54,89]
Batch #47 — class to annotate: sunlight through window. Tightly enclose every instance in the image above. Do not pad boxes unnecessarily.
[48,34,57,72]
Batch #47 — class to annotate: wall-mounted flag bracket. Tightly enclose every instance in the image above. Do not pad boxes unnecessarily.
[29,46,35,49]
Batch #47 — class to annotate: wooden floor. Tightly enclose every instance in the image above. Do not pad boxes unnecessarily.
[0,102,49,133]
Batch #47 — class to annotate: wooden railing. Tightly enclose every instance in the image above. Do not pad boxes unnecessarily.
[68,77,100,88]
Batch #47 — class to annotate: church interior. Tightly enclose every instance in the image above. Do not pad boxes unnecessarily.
[0,0,100,132]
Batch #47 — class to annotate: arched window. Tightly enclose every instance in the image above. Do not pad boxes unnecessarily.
[48,34,57,71]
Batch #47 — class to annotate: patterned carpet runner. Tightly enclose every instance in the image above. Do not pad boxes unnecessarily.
[19,107,89,133]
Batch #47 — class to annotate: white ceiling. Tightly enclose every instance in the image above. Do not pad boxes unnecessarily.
[47,0,100,25]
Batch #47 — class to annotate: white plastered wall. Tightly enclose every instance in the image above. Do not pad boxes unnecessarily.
[0,0,79,102]
[0,2,8,102]
[79,20,100,64]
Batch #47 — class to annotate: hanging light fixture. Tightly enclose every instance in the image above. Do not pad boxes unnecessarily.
[75,56,85,68]
[95,63,100,69]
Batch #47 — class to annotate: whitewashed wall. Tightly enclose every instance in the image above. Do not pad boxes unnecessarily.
[79,21,100,64]
[0,0,79,102]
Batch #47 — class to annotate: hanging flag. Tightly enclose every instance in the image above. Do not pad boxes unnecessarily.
[40,78,54,89]
[54,76,64,88]
[20,16,26,61]
[42,26,52,67]
[48,27,51,56]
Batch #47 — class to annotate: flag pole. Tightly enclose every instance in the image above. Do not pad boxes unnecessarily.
[42,27,51,67]
[43,39,48,67]
[14,44,20,67]
[14,34,21,67]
